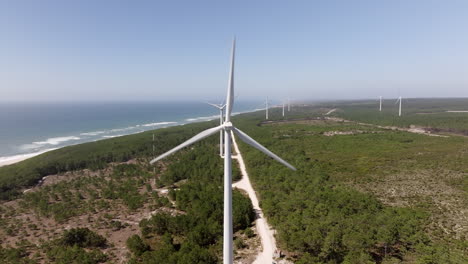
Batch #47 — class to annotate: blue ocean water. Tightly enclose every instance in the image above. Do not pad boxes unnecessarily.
[0,101,262,161]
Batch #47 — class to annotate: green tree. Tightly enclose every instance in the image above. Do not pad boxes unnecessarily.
[126,235,149,256]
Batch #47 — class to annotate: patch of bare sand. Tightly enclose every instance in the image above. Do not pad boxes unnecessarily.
[0,160,174,264]
[2,199,150,263]
[323,117,451,138]
[262,117,340,126]
[323,130,383,136]
[22,159,143,194]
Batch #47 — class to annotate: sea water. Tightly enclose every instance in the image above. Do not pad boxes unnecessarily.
[0,101,262,161]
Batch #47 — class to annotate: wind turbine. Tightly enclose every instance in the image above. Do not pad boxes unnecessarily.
[379,96,382,112]
[150,39,296,264]
[395,96,402,116]
[206,102,226,156]
[256,97,270,120]
[282,101,285,117]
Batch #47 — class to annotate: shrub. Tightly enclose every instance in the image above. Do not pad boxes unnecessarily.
[59,228,106,248]
[126,235,149,256]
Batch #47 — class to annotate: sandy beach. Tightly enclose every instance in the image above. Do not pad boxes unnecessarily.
[0,149,56,167]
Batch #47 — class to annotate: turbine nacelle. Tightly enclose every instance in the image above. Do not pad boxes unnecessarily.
[223,122,233,129]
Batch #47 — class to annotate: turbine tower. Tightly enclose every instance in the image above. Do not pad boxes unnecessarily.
[399,96,402,117]
[265,97,269,120]
[379,96,382,112]
[150,39,296,264]
[395,96,402,117]
[282,101,285,117]
[206,102,226,156]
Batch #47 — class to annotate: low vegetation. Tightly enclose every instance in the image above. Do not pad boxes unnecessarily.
[44,228,108,264]
[0,121,215,200]
[327,98,468,134]
[128,140,254,263]
[0,121,254,263]
[235,104,467,263]
[0,98,467,263]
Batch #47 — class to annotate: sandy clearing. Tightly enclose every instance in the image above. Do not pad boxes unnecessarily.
[322,117,450,138]
[370,124,449,137]
[231,132,278,264]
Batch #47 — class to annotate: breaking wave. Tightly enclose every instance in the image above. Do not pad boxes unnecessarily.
[8,106,263,166]
[142,122,178,127]
[185,115,219,122]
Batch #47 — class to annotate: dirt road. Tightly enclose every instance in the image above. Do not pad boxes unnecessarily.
[231,132,278,264]
[325,108,337,115]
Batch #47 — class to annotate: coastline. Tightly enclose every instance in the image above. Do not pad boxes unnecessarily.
[0,149,57,167]
[0,108,264,168]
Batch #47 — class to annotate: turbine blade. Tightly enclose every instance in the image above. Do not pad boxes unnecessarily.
[150,125,224,164]
[206,102,222,109]
[225,38,236,121]
[394,98,400,104]
[232,127,296,171]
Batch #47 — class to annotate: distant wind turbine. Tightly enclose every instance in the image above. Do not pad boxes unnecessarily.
[206,102,226,156]
[150,39,296,264]
[395,96,402,116]
[256,97,270,120]
[379,96,382,112]
[288,97,290,111]
[282,101,285,117]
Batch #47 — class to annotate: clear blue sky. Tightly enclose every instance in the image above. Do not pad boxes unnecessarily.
[1,0,467,102]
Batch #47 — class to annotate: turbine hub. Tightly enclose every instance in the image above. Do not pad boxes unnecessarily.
[223,122,233,130]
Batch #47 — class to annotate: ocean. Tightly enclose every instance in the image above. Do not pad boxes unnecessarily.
[0,101,262,163]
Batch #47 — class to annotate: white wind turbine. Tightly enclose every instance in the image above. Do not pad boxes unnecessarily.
[379,96,382,112]
[395,96,402,116]
[282,101,285,117]
[206,102,226,156]
[256,97,270,120]
[150,39,296,264]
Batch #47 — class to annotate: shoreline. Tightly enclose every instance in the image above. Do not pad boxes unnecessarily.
[0,108,264,168]
[0,148,58,167]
